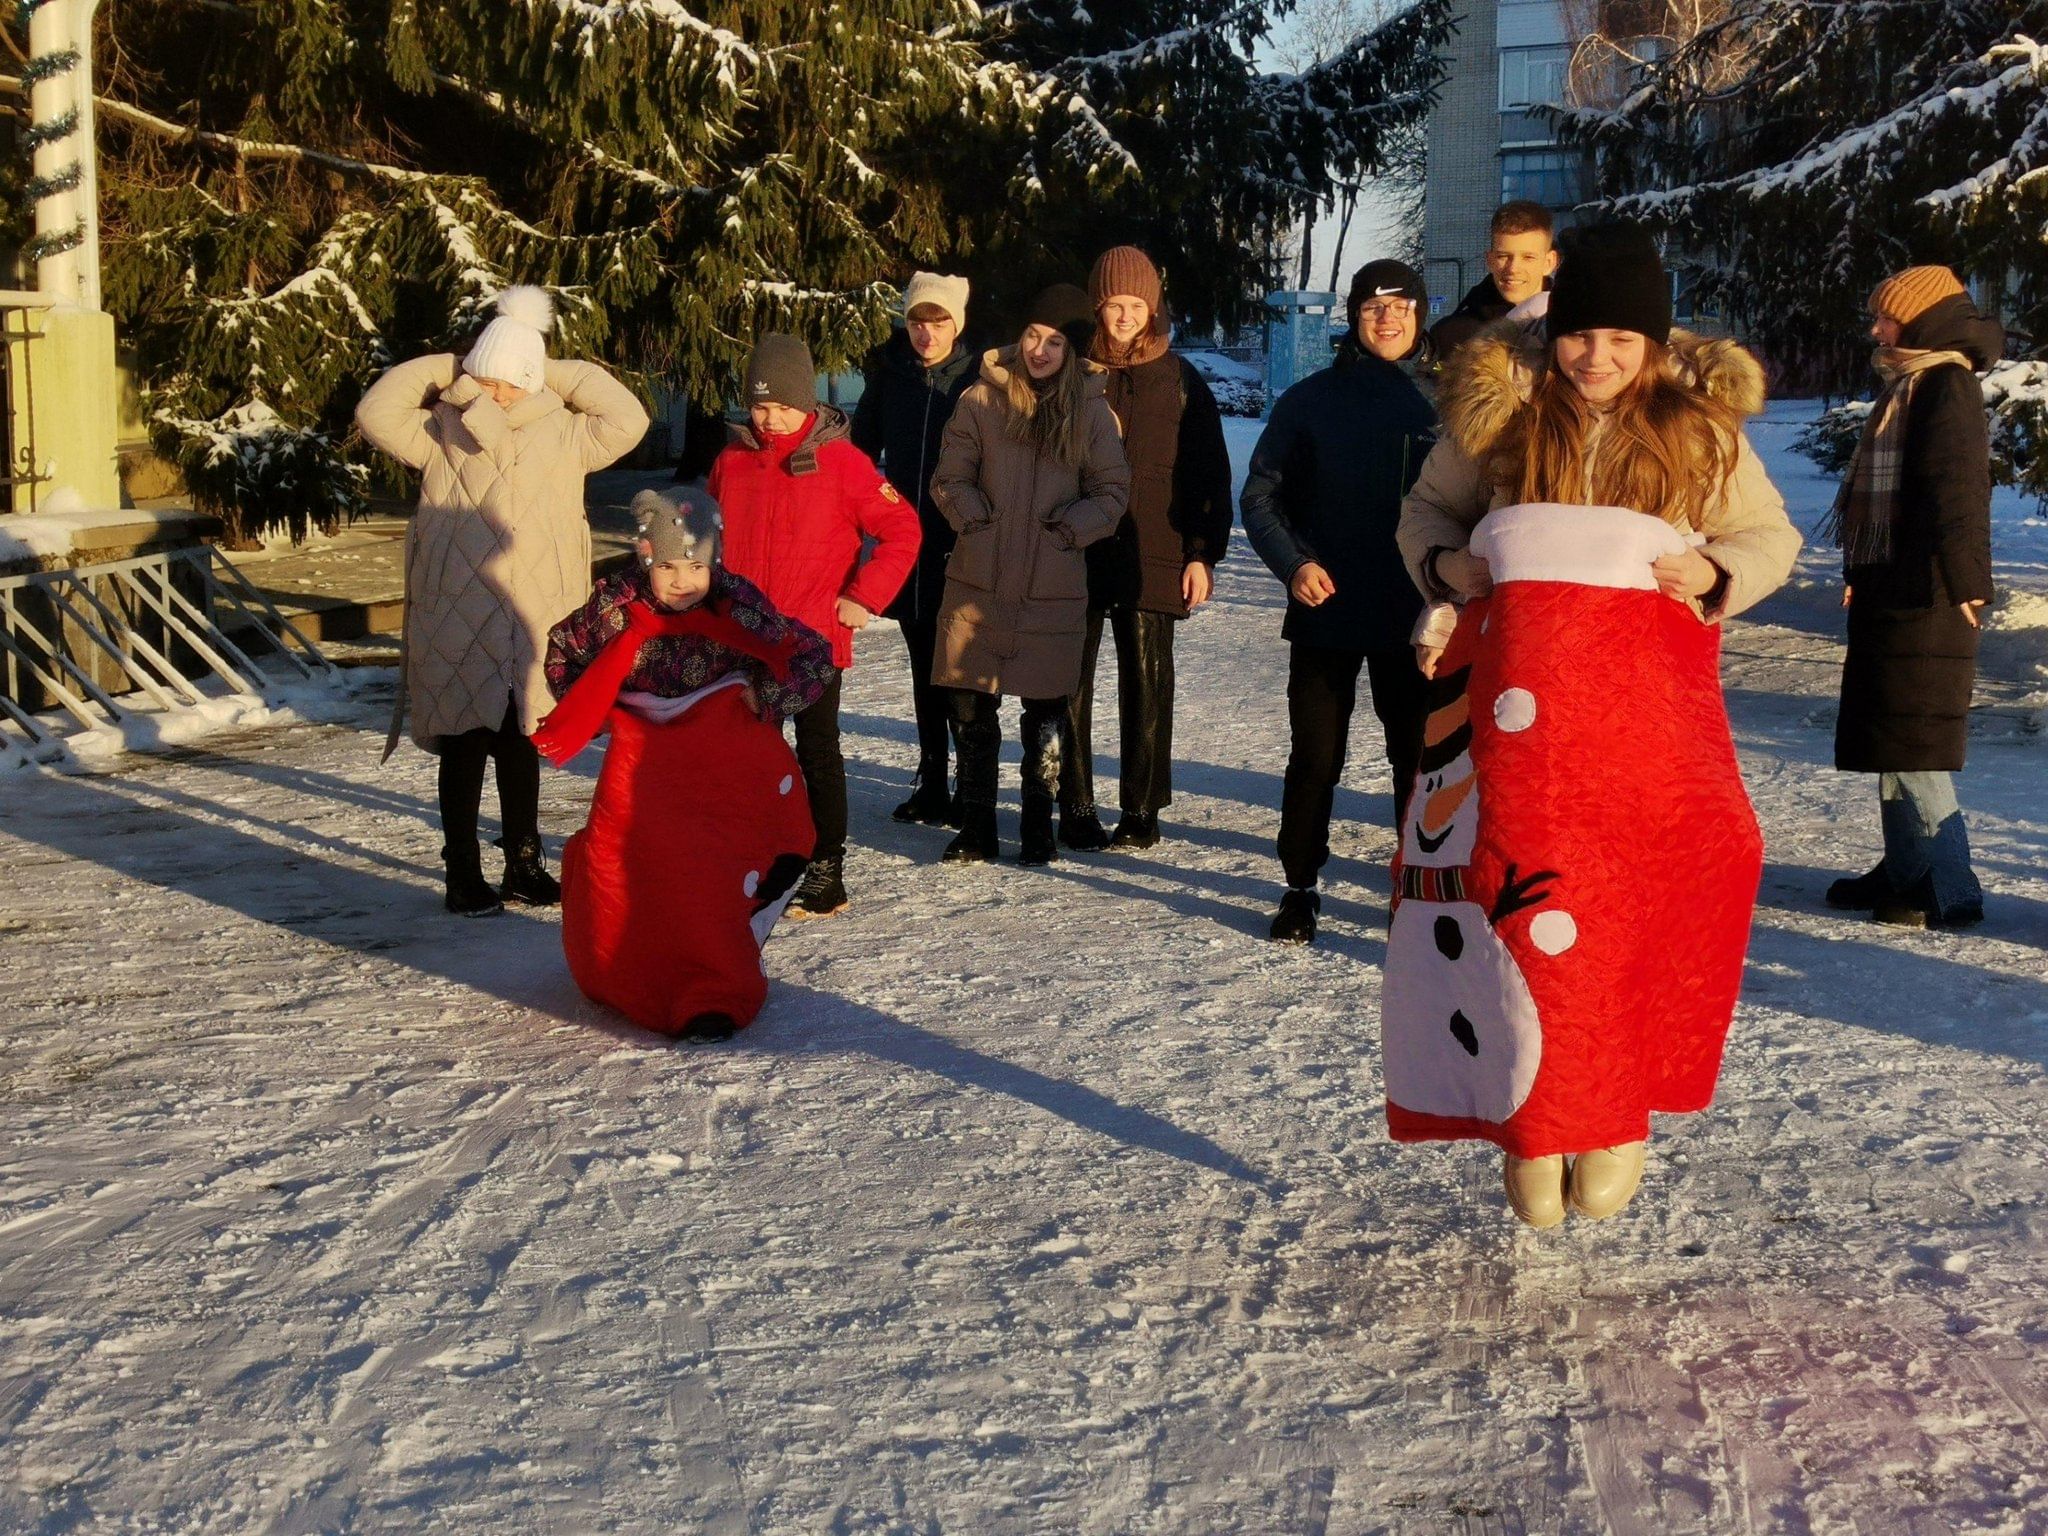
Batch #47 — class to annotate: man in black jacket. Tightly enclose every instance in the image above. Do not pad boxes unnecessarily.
[1428,201,1557,359]
[1242,259,1438,944]
[851,272,978,826]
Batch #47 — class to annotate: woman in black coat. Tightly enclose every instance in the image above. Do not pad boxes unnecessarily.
[1827,266,1998,928]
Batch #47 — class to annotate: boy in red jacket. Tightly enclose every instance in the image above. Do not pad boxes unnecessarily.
[710,333,922,916]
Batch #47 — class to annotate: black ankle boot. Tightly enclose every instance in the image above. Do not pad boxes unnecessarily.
[1107,810,1160,851]
[500,835,561,906]
[943,806,1000,863]
[789,854,848,918]
[1059,803,1111,851]
[444,844,504,917]
[892,761,954,826]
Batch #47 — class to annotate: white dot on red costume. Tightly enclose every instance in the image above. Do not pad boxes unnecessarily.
[743,870,760,897]
[779,775,794,795]
[1494,688,1537,733]
[1530,910,1577,954]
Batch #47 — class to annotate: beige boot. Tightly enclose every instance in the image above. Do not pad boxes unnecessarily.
[1503,1152,1568,1228]
[1567,1141,1648,1219]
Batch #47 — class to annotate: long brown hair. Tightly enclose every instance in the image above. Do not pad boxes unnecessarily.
[1003,332,1090,469]
[1488,338,1741,530]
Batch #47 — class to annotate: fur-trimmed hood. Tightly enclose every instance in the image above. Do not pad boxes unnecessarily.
[1437,318,1768,463]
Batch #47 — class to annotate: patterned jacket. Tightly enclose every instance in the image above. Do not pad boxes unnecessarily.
[544,568,834,725]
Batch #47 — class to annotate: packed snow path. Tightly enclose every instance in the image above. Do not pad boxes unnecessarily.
[3,411,2047,1534]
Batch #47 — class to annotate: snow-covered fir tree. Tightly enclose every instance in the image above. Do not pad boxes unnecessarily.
[967,0,1454,336]
[2,1,1450,540]
[3,1,1000,539]
[1554,0,2048,501]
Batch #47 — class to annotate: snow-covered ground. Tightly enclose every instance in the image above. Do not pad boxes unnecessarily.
[3,407,2046,1534]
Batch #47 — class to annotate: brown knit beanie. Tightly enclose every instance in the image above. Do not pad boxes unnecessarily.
[1870,266,1967,326]
[1089,246,1164,314]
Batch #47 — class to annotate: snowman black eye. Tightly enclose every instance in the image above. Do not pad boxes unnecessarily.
[1448,1010,1479,1056]
[1434,916,1463,960]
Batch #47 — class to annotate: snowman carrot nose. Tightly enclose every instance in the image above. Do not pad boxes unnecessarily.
[1422,771,1475,835]
[1423,693,1469,746]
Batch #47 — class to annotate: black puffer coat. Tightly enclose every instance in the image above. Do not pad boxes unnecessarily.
[851,332,979,625]
[1836,293,2001,773]
[1240,338,1437,652]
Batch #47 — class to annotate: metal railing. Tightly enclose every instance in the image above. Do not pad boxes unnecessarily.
[0,542,335,754]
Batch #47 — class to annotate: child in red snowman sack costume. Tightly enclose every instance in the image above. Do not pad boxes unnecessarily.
[536,490,835,1042]
[1395,223,1802,1227]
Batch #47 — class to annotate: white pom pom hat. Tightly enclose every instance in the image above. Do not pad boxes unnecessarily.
[462,285,554,393]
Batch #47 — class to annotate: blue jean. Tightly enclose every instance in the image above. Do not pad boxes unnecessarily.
[1879,771,1983,916]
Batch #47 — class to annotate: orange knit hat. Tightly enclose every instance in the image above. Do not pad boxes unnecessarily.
[1869,266,1966,326]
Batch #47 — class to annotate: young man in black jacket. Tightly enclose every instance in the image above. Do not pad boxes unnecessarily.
[852,272,978,826]
[1428,201,1557,359]
[1242,259,1438,944]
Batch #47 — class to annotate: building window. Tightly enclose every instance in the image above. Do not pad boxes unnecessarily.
[1500,44,1572,145]
[1500,148,1588,210]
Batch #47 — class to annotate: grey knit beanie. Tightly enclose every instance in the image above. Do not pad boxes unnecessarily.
[744,333,818,412]
[631,487,723,569]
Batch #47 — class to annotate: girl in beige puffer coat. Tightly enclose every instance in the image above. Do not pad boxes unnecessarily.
[356,286,649,915]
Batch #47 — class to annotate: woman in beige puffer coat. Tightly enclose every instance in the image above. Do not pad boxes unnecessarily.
[928,283,1130,867]
[356,286,648,915]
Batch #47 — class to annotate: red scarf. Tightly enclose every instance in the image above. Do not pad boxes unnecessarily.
[531,599,798,766]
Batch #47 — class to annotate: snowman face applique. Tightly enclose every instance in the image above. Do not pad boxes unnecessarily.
[1402,668,1480,868]
[1383,895,1545,1123]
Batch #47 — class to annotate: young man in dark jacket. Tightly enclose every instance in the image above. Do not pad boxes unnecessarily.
[1427,201,1557,359]
[1825,266,1998,929]
[1242,259,1438,944]
[851,272,978,826]
[1059,246,1234,851]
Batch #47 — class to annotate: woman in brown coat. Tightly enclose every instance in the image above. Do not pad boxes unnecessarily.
[929,284,1131,866]
[356,286,649,915]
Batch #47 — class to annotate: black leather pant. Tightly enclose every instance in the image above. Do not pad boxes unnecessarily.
[1059,608,1176,816]
[949,691,1066,809]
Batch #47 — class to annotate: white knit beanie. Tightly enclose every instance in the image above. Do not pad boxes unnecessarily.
[462,285,554,393]
[902,271,969,332]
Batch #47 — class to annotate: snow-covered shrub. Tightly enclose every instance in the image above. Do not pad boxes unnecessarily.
[153,402,369,546]
[1795,364,2048,513]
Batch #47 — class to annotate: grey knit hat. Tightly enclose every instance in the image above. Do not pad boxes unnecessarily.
[743,333,818,411]
[631,487,722,568]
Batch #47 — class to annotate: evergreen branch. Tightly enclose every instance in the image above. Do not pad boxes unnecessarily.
[0,75,444,184]
[429,71,709,198]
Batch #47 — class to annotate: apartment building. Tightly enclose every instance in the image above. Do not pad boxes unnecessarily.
[1419,0,1587,322]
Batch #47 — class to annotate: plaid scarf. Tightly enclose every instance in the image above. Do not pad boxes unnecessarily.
[1822,346,1972,565]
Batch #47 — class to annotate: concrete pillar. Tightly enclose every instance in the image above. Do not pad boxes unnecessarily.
[27,0,103,310]
[10,0,118,510]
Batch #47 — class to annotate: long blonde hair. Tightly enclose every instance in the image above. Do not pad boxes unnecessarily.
[1003,334,1090,469]
[1488,338,1741,530]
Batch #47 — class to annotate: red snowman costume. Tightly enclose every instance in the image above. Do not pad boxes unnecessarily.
[535,605,817,1035]
[1383,502,1764,1156]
